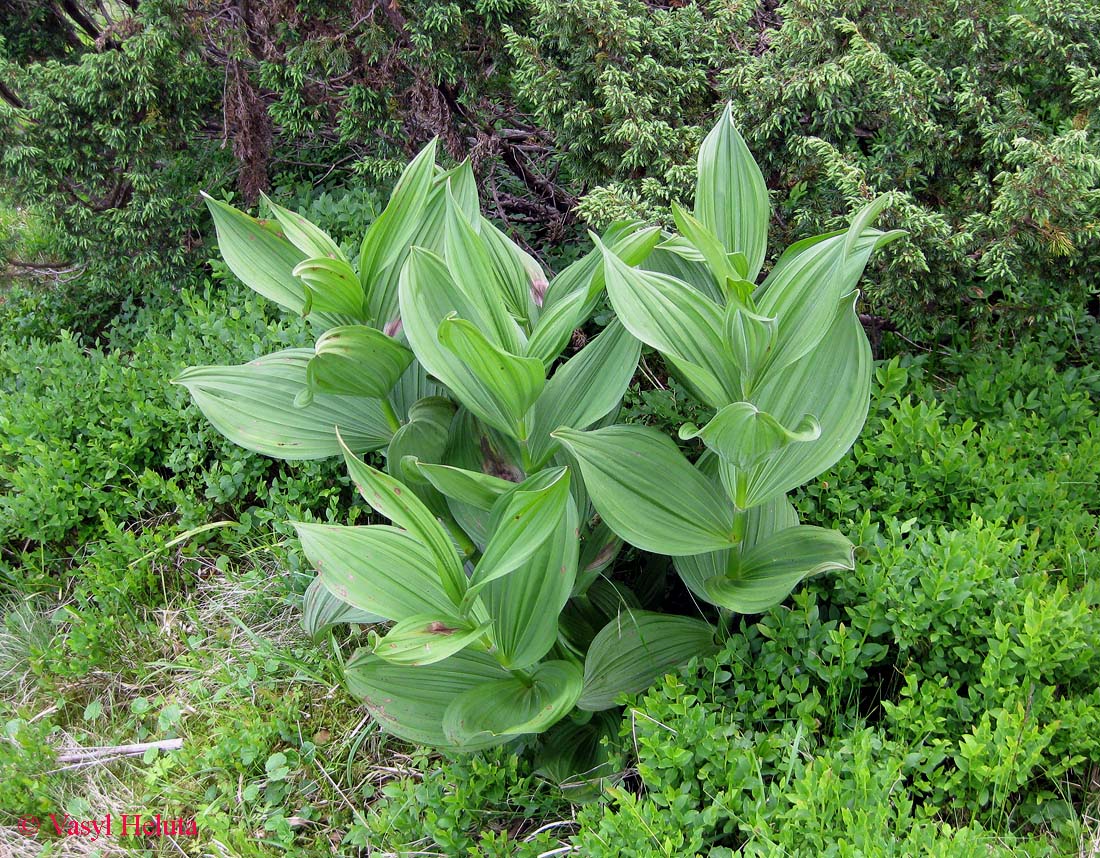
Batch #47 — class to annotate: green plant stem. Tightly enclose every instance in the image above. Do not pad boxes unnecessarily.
[445,519,478,559]
[381,398,402,433]
[519,438,535,474]
[509,668,535,687]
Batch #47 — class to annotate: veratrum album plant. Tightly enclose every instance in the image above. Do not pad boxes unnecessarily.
[175,105,899,761]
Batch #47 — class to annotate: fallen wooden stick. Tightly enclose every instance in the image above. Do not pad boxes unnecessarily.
[56,738,183,763]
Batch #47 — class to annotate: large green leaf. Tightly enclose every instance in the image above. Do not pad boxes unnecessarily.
[443,190,525,352]
[703,525,855,613]
[293,257,365,320]
[203,193,349,325]
[293,523,455,622]
[359,139,439,321]
[526,321,641,467]
[305,326,412,399]
[722,292,872,508]
[442,660,583,747]
[301,576,383,639]
[600,244,736,407]
[401,248,536,437]
[483,497,579,669]
[415,461,514,510]
[468,468,571,594]
[261,193,345,260]
[438,316,545,439]
[681,402,820,474]
[578,610,717,711]
[552,425,737,555]
[344,647,509,751]
[754,202,903,376]
[173,349,391,459]
[694,102,770,282]
[340,436,466,604]
[371,614,491,666]
[672,494,798,603]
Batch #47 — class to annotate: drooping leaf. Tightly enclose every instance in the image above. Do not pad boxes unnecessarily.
[293,523,456,622]
[694,103,770,282]
[483,497,579,669]
[340,434,466,604]
[306,326,413,399]
[173,349,391,459]
[371,614,491,666]
[703,525,855,613]
[344,647,510,751]
[442,660,583,747]
[526,321,641,466]
[204,193,348,323]
[552,425,736,555]
[578,610,717,711]
[302,576,384,639]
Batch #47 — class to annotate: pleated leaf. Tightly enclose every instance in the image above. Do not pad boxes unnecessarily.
[443,189,525,352]
[703,525,855,613]
[293,257,365,320]
[359,139,438,318]
[600,243,736,407]
[173,349,391,459]
[468,468,571,594]
[438,316,545,438]
[552,425,737,556]
[340,435,466,604]
[721,292,872,508]
[344,647,510,751]
[401,248,534,437]
[578,610,717,711]
[483,497,579,669]
[442,660,583,747]
[371,615,491,666]
[306,326,412,399]
[261,193,345,261]
[293,523,455,622]
[302,576,384,639]
[754,200,903,376]
[694,102,770,282]
[202,194,309,315]
[526,321,641,466]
